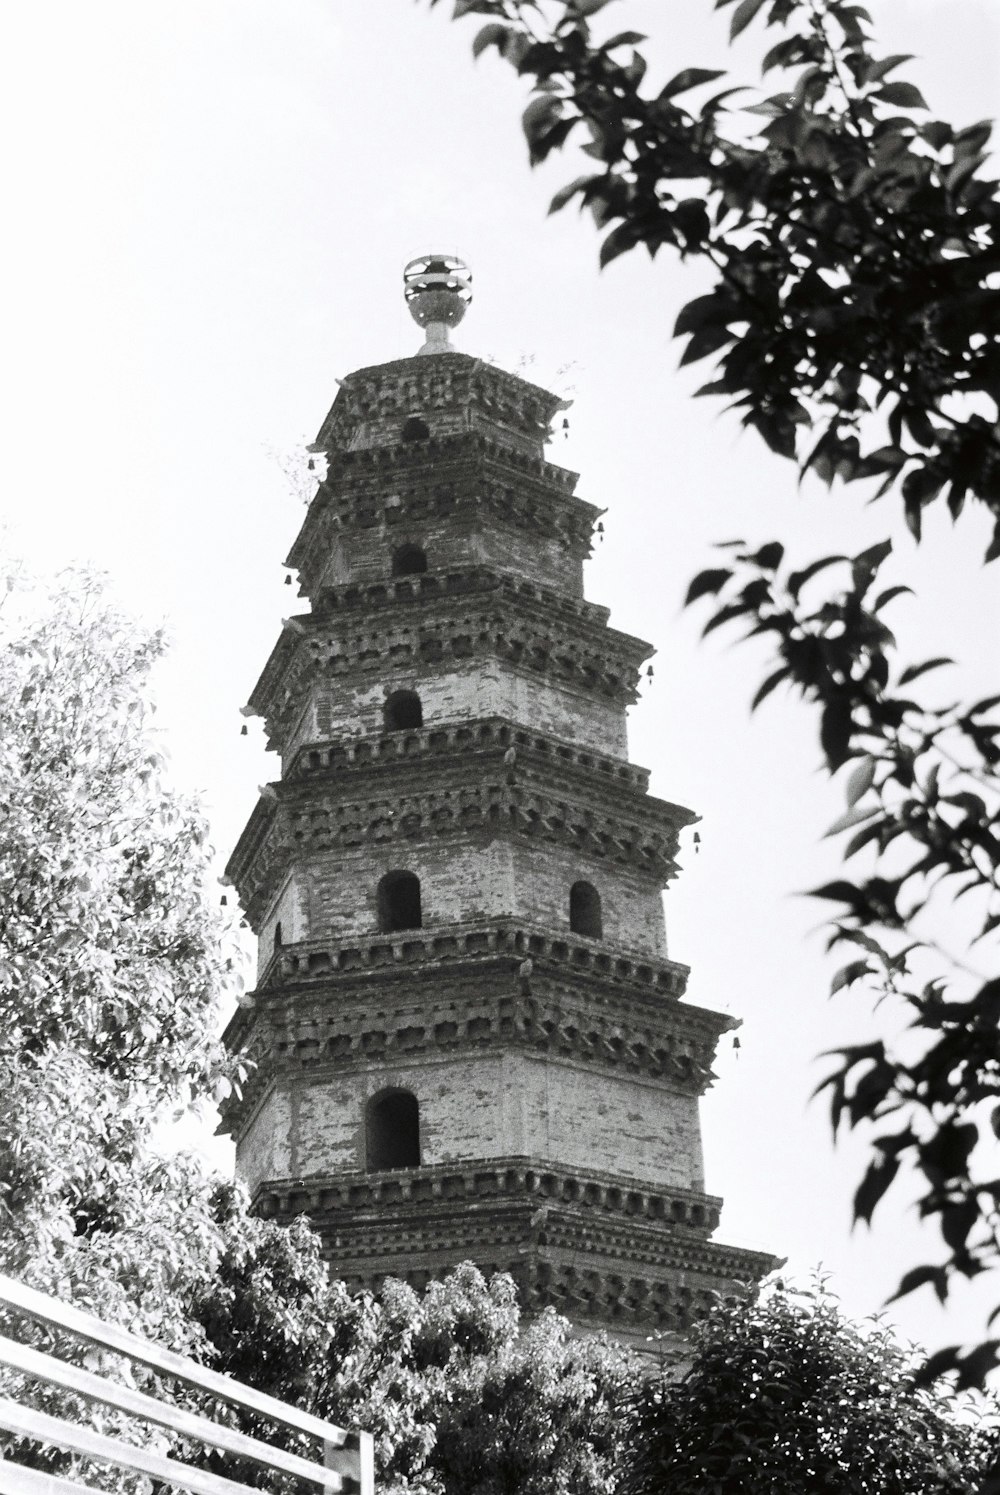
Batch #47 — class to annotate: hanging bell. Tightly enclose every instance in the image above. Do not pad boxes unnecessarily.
[240,724,248,736]
[284,574,293,586]
[733,1035,741,1052]
[646,665,654,679]
[220,895,228,906]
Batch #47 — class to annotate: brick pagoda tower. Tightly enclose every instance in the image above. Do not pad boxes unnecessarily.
[222,255,772,1348]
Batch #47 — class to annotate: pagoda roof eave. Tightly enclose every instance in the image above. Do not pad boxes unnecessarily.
[225,791,278,890]
[312,352,569,454]
[245,616,310,720]
[284,430,590,577]
[244,575,654,740]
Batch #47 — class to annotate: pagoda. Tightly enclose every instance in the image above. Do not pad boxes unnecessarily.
[221,254,773,1349]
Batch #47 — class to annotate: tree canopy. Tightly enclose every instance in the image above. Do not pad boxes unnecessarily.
[429,0,1000,1384]
[624,1279,1000,1495]
[0,565,637,1495]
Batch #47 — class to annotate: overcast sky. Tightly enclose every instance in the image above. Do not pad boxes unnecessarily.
[3,0,998,1358]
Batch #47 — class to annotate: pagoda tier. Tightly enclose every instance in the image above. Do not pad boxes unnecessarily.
[313,354,567,459]
[221,917,721,1138]
[253,1156,766,1349]
[289,433,600,603]
[225,716,694,935]
[247,569,652,763]
[225,260,775,1345]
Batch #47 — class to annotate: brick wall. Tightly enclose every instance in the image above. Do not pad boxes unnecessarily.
[282,664,628,767]
[237,1053,704,1194]
[262,834,665,953]
[313,519,582,597]
[257,872,311,979]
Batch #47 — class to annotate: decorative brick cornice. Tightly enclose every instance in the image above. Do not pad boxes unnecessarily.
[219,918,736,1140]
[251,1157,777,1335]
[310,568,611,625]
[286,716,651,792]
[219,940,732,1131]
[225,721,693,920]
[287,436,597,598]
[251,919,693,1001]
[246,569,652,752]
[319,430,577,493]
[313,354,566,458]
[255,1157,722,1232]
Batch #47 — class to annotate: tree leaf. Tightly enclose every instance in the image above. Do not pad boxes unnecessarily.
[831,959,873,995]
[473,21,510,57]
[751,666,790,711]
[702,600,752,637]
[746,541,783,571]
[888,1264,948,1304]
[599,222,637,267]
[877,80,928,110]
[674,292,738,337]
[898,657,954,686]
[872,585,913,612]
[787,555,845,601]
[522,92,563,139]
[685,568,733,605]
[844,819,884,858]
[600,31,648,51]
[845,755,877,806]
[658,67,726,101]
[679,325,734,366]
[548,175,600,214]
[821,697,853,771]
[729,0,768,40]
[825,804,879,838]
[862,54,914,85]
[809,880,862,905]
[854,1153,900,1225]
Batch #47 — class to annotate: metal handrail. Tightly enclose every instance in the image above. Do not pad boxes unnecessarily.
[0,1273,375,1495]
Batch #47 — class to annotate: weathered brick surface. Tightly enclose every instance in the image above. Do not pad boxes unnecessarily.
[313,521,582,599]
[255,835,666,967]
[237,1053,704,1194]
[282,664,628,768]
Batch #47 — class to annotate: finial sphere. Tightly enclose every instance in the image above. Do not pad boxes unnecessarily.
[404,254,472,354]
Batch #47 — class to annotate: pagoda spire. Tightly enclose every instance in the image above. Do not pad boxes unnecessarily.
[403,253,473,355]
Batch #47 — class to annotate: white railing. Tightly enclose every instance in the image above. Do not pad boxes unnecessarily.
[0,1273,375,1495]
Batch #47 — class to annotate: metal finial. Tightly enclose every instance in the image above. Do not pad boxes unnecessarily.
[403,253,472,355]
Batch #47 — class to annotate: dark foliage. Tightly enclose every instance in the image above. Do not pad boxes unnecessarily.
[428,0,1000,1384]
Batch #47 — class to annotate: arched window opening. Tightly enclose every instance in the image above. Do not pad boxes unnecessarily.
[392,544,428,577]
[384,690,423,731]
[377,870,422,933]
[366,1088,420,1171]
[569,881,603,939]
[401,416,430,443]
[273,920,283,951]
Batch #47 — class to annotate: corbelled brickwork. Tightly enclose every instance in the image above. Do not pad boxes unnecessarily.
[223,304,774,1349]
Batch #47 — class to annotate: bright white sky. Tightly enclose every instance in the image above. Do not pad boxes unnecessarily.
[2,0,998,1360]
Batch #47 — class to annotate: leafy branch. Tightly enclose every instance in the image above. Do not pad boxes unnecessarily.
[432,0,1000,556]
[686,539,1000,1386]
